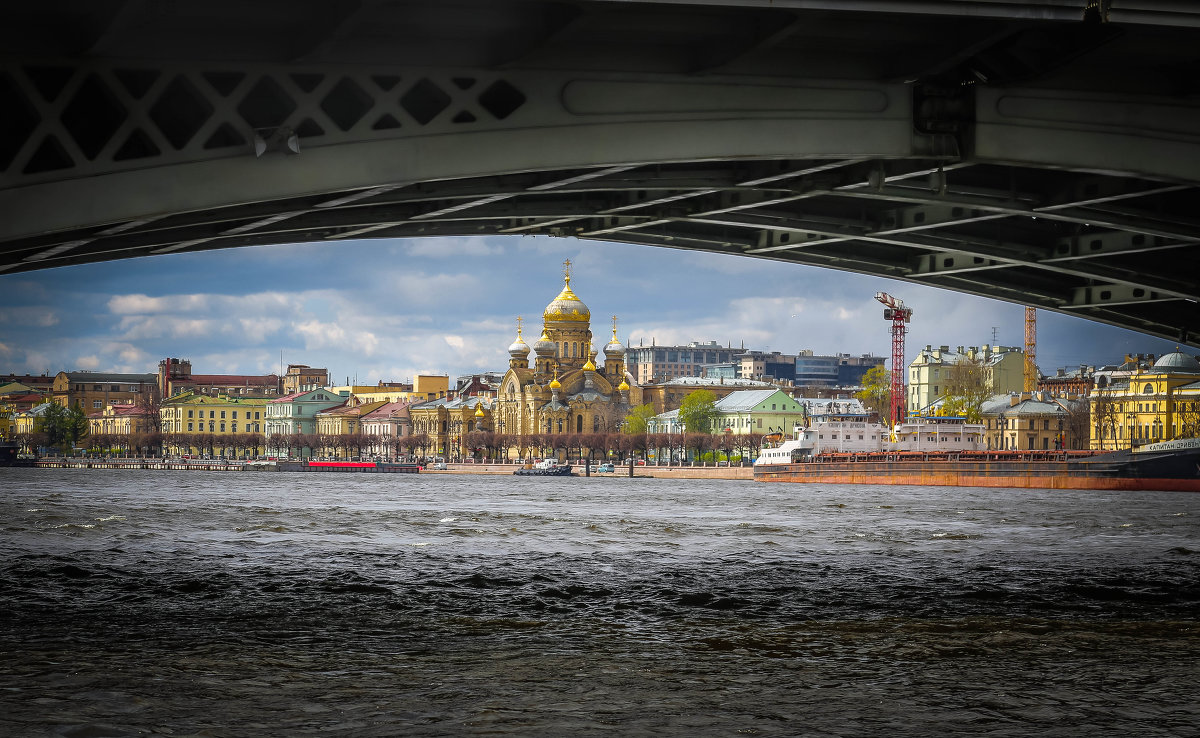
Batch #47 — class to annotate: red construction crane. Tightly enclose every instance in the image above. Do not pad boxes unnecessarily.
[874,292,912,428]
[1024,306,1038,392]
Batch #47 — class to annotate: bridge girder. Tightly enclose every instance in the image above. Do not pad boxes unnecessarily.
[2,0,1200,346]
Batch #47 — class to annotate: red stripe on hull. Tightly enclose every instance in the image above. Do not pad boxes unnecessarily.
[754,462,1200,492]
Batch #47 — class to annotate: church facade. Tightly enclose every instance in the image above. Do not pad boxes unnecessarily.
[494,261,641,454]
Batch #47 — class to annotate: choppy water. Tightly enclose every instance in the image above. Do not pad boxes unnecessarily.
[1,468,1197,737]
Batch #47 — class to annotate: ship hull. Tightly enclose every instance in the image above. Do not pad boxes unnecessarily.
[754,449,1200,492]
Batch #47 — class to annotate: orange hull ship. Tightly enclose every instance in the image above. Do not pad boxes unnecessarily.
[754,448,1200,492]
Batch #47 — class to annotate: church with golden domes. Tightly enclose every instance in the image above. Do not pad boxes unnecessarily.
[495,260,641,446]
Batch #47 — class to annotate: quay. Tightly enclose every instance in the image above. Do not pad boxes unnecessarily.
[26,458,419,474]
[15,457,749,479]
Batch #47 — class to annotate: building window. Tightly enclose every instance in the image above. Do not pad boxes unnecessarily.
[220,422,225,432]
[255,412,260,419]
[220,410,226,419]
[188,410,194,418]
[93,400,102,408]
[210,411,215,418]
[232,423,238,432]
[233,411,238,419]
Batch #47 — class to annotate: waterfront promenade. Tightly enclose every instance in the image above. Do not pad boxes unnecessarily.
[23,457,751,480]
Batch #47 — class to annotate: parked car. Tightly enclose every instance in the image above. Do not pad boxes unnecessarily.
[431,457,447,470]
[596,463,615,473]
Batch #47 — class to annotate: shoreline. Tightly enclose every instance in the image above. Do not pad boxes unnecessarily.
[10,458,751,480]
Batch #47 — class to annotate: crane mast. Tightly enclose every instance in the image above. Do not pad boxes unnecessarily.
[874,292,912,429]
[1024,306,1038,392]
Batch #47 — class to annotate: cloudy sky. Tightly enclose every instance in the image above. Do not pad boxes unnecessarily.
[0,235,1183,384]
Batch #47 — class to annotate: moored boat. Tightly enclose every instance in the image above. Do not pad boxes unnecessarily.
[513,459,574,476]
[754,444,1200,491]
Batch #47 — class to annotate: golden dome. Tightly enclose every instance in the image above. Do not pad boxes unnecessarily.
[549,366,562,390]
[618,379,630,391]
[582,342,596,371]
[543,263,590,324]
[474,404,485,418]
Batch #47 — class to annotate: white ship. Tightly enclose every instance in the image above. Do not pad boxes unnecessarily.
[756,405,985,465]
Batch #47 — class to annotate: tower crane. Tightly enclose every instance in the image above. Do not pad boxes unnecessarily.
[1024,306,1038,392]
[874,292,912,428]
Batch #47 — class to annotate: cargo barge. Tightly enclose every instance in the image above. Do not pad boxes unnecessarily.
[754,445,1200,491]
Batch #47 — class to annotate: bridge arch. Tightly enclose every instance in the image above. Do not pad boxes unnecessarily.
[1,0,1199,345]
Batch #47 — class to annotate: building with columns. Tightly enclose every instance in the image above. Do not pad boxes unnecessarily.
[491,261,640,455]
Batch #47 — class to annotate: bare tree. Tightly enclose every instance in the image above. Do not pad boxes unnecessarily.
[1062,399,1090,450]
[1177,395,1200,440]
[942,358,991,422]
[1091,392,1122,451]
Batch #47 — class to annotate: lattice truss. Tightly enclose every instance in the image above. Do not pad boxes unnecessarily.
[0,63,526,179]
[0,66,1198,346]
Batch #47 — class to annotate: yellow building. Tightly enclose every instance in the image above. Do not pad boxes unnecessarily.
[350,375,450,404]
[88,404,158,438]
[409,395,492,461]
[908,345,1026,415]
[313,400,389,457]
[1090,350,1200,450]
[491,260,640,458]
[13,402,54,437]
[160,393,270,456]
[53,371,157,411]
[981,392,1087,451]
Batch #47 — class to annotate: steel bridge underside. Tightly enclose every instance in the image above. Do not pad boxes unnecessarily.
[2,0,1199,345]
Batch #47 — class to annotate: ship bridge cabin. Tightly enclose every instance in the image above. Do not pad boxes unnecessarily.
[892,416,986,453]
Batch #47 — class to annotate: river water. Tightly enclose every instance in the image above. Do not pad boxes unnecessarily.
[1,468,1196,737]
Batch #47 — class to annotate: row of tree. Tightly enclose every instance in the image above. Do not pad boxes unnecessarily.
[460,430,768,463]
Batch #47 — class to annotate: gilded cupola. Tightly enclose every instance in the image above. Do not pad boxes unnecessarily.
[543,259,590,325]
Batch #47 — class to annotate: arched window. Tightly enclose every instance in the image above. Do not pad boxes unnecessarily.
[593,416,600,432]
[1143,383,1154,394]
[577,415,583,433]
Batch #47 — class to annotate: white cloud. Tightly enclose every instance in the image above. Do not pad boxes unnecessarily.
[76,354,100,369]
[0,234,1186,383]
[117,315,218,340]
